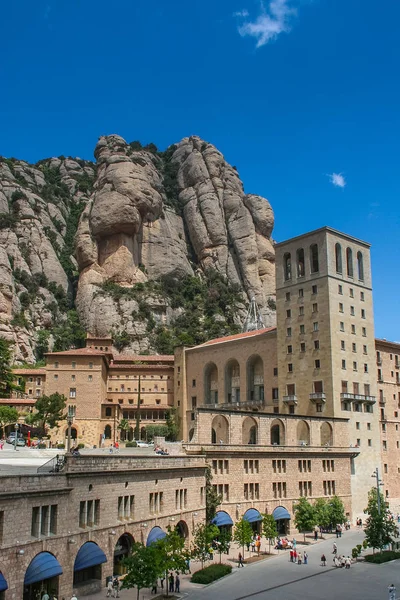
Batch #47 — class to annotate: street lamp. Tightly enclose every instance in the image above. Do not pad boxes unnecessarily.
[371,467,384,515]
[67,405,76,453]
[14,423,19,451]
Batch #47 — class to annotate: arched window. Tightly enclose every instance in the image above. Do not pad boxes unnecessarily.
[296,248,305,277]
[104,424,112,439]
[346,248,353,277]
[335,243,342,274]
[283,253,291,281]
[357,251,364,281]
[310,244,319,273]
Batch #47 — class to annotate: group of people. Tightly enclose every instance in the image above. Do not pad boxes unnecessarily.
[151,573,180,594]
[332,542,351,568]
[106,577,120,597]
[274,537,294,550]
[289,549,308,565]
[249,533,262,554]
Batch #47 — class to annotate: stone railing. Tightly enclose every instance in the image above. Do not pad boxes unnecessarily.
[65,454,206,473]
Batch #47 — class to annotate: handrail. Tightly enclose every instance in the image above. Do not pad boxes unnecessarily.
[37,454,66,474]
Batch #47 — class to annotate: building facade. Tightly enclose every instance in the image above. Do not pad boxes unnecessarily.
[0,454,206,600]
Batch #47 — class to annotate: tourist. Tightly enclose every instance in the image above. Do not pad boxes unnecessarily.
[175,574,180,593]
[332,542,337,555]
[314,527,318,541]
[256,538,261,555]
[297,551,302,565]
[151,581,157,594]
[388,584,396,600]
[304,551,308,565]
[321,553,326,566]
[169,573,174,592]
[292,537,297,549]
[238,552,244,567]
[70,594,78,600]
[185,558,191,573]
[293,549,297,563]
[289,549,294,562]
[42,592,50,600]
[345,556,351,569]
[112,577,120,598]
[160,576,164,589]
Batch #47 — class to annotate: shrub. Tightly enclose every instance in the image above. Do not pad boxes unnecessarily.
[191,564,232,584]
[77,443,85,449]
[364,551,400,564]
[57,443,65,449]
[125,441,137,448]
[37,442,47,449]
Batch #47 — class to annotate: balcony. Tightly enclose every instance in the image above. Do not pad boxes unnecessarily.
[340,393,376,404]
[254,376,264,385]
[231,377,240,388]
[309,392,326,403]
[283,395,298,405]
[379,397,386,405]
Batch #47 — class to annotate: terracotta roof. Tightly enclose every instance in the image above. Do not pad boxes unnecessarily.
[109,364,173,371]
[45,347,112,357]
[13,368,46,375]
[112,355,174,363]
[0,398,36,405]
[196,327,277,347]
[375,338,400,350]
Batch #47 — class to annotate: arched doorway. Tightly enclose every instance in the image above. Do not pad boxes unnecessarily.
[225,359,240,404]
[297,421,310,446]
[175,520,189,539]
[242,416,258,445]
[247,355,264,404]
[204,363,219,404]
[114,533,134,575]
[64,427,77,441]
[104,424,112,439]
[270,419,285,445]
[272,506,291,535]
[243,508,262,533]
[211,415,229,444]
[320,422,333,446]
[23,552,63,600]
[73,542,107,594]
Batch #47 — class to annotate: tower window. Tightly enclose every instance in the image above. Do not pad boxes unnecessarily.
[357,251,364,281]
[296,248,305,277]
[346,247,353,277]
[335,243,342,274]
[310,244,319,273]
[284,253,291,281]
[312,284,318,294]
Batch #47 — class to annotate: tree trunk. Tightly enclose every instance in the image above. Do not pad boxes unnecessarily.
[137,587,140,600]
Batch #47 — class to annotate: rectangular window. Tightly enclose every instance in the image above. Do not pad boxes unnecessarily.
[314,340,320,350]
[341,340,345,350]
[313,322,319,332]
[349,288,354,298]
[300,325,305,334]
[72,361,76,369]
[70,388,76,398]
[361,309,366,319]
[300,342,306,352]
[299,288,304,298]
[192,379,196,387]
[360,291,364,301]
[273,367,278,376]
[342,359,346,370]
[287,345,293,354]
[89,362,93,369]
[312,285,318,294]
[285,292,291,301]
[351,324,356,334]
[286,309,291,318]
[272,388,279,399]
[353,361,358,371]
[362,327,366,337]
[312,303,318,313]
[364,364,368,373]
[315,359,320,369]
[286,327,292,337]
[338,285,343,294]
[299,306,304,316]
[31,507,41,537]
[350,306,355,316]
[363,345,368,355]
[288,363,293,373]
[340,322,345,332]
[88,374,93,382]
[339,303,344,313]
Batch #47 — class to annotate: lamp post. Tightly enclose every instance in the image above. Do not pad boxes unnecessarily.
[14,422,19,451]
[372,467,383,515]
[67,405,76,453]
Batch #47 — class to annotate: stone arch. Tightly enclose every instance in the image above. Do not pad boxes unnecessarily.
[211,415,229,444]
[204,362,219,405]
[104,424,112,439]
[242,416,258,445]
[64,426,77,440]
[225,359,240,404]
[114,533,135,576]
[297,420,310,445]
[175,520,189,539]
[270,419,285,445]
[247,355,264,404]
[320,422,333,446]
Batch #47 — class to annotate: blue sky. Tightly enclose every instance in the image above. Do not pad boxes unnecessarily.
[1,0,399,340]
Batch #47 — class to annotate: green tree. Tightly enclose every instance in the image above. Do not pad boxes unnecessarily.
[191,523,220,569]
[216,528,232,563]
[153,527,188,596]
[118,418,130,441]
[364,487,398,553]
[205,464,222,523]
[233,518,253,558]
[122,542,159,600]
[262,514,278,554]
[165,408,179,441]
[314,498,330,534]
[327,495,346,528]
[294,497,316,542]
[0,339,16,397]
[33,392,67,430]
[0,406,19,437]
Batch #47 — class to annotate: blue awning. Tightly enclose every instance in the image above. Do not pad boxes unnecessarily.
[74,542,107,572]
[212,511,234,527]
[24,552,63,585]
[243,508,262,523]
[272,506,291,521]
[0,572,8,592]
[146,526,167,546]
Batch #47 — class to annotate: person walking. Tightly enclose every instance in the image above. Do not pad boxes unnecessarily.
[238,552,244,567]
[151,581,158,595]
[289,549,294,563]
[185,558,191,574]
[304,551,308,565]
[314,527,318,541]
[388,584,396,600]
[333,542,338,555]
[256,538,261,555]
[160,576,164,589]
[106,579,113,597]
[175,574,180,593]
[169,573,174,592]
[112,577,120,598]
[321,553,327,566]
[345,556,351,569]
[42,593,50,600]
[297,551,302,565]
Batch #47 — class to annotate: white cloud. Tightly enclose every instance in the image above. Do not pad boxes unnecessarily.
[233,9,249,17]
[328,173,346,188]
[236,0,297,48]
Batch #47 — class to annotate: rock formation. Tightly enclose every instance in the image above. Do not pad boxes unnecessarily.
[0,134,276,359]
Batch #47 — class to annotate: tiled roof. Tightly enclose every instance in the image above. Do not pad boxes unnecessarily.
[0,398,36,405]
[109,364,174,370]
[196,327,276,347]
[113,355,174,363]
[45,347,111,357]
[375,338,400,349]
[13,368,46,375]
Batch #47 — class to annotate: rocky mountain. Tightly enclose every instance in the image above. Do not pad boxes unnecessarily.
[0,135,276,360]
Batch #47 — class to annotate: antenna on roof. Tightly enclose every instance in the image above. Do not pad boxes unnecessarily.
[243,296,264,332]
